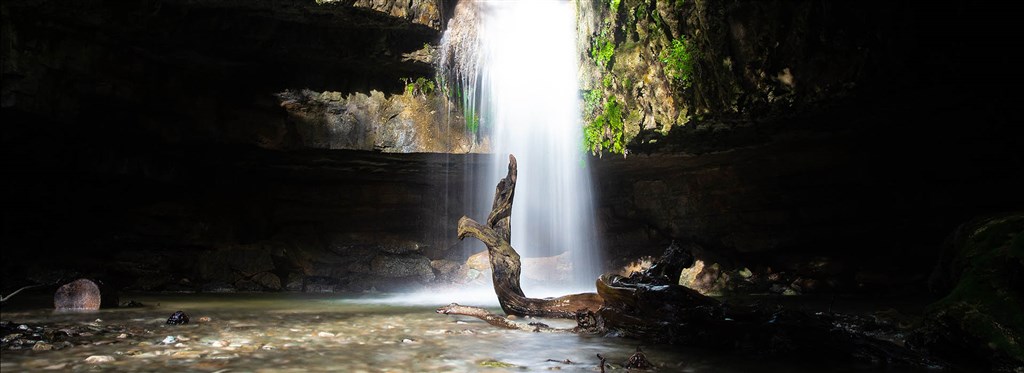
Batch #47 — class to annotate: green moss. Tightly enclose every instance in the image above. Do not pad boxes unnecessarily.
[609,0,621,14]
[591,33,615,69]
[583,96,626,155]
[602,74,614,89]
[660,37,694,88]
[583,89,602,114]
[402,77,436,96]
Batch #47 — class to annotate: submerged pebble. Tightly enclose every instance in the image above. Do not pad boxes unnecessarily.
[84,355,115,364]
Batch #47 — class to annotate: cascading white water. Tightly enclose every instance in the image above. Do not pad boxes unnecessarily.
[475,0,601,293]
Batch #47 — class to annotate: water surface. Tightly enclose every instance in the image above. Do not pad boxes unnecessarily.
[1,293,929,372]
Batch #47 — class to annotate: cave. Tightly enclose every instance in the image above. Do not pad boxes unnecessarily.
[1,0,1022,371]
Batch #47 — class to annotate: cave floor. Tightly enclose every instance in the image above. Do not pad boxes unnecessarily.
[1,293,933,372]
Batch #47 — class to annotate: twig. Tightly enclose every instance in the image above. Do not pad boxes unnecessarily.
[1,283,47,303]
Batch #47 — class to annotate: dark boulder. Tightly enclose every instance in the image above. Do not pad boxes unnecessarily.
[166,311,190,325]
[53,279,101,311]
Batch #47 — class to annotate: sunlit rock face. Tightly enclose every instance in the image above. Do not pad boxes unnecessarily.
[276,89,485,153]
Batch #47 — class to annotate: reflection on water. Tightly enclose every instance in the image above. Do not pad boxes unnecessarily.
[2,293,925,372]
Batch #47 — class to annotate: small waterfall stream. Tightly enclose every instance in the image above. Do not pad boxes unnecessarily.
[441,0,602,294]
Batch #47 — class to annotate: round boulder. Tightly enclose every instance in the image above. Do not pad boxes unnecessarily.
[54,279,101,310]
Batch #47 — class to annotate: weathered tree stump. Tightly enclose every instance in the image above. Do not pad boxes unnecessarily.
[456,154,603,318]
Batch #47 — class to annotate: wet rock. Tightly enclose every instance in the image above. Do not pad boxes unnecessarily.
[370,254,434,282]
[118,300,145,308]
[453,267,484,285]
[911,214,1024,370]
[32,341,52,351]
[171,350,203,359]
[250,272,282,291]
[378,240,423,254]
[303,276,340,293]
[200,282,236,293]
[465,251,491,271]
[198,246,275,286]
[84,355,115,364]
[166,311,190,325]
[430,259,458,274]
[431,259,461,281]
[53,278,101,311]
[284,274,304,292]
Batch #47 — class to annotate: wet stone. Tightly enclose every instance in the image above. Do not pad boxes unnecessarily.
[166,311,190,325]
[84,355,115,364]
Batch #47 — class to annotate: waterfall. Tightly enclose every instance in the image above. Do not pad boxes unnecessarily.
[442,0,601,294]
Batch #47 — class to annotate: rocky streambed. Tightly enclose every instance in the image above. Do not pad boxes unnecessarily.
[0,293,932,372]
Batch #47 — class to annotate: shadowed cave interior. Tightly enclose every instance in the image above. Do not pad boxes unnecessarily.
[1,0,1022,371]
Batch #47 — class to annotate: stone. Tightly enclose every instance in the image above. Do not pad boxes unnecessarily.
[198,246,275,285]
[171,351,203,359]
[32,341,52,351]
[251,272,282,291]
[166,311,189,325]
[430,259,460,275]
[53,279,101,311]
[84,355,115,364]
[465,251,491,271]
[370,254,434,282]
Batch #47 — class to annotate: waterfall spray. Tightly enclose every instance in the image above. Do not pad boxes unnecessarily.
[439,0,602,294]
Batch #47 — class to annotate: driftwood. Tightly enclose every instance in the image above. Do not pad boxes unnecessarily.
[443,154,944,368]
[435,303,571,332]
[455,154,602,318]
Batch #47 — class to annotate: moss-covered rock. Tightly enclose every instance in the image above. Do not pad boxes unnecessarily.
[577,0,909,152]
[912,214,1024,370]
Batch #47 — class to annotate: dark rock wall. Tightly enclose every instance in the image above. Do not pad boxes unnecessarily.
[2,139,485,292]
[579,0,1024,293]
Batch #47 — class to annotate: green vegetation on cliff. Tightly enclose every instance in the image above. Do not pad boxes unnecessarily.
[591,32,615,69]
[661,37,694,88]
[403,77,436,96]
[583,95,625,155]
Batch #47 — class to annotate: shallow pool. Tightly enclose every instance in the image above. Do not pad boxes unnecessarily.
[1,293,932,372]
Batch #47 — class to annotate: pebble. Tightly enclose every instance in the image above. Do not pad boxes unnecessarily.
[198,316,212,323]
[32,341,53,351]
[161,336,177,344]
[171,350,203,359]
[317,332,335,337]
[84,355,115,364]
[42,363,67,370]
[117,333,128,339]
